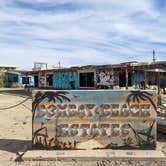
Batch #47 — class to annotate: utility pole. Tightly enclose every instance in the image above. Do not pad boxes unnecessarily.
[152,49,156,63]
[58,61,61,68]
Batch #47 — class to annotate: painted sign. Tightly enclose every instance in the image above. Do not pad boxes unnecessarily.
[32,90,157,150]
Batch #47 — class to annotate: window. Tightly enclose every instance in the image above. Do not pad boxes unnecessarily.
[22,77,30,84]
[13,76,18,82]
[79,72,94,87]
[46,74,53,86]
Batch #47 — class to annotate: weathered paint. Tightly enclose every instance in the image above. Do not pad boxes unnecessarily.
[132,71,145,88]
[18,75,35,86]
[53,71,79,89]
[29,75,35,86]
[32,90,157,150]
[18,75,22,85]
[4,72,19,87]
[160,76,166,87]
[38,72,46,87]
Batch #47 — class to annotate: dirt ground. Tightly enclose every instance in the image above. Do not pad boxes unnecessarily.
[0,88,165,166]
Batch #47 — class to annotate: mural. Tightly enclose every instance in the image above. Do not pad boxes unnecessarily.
[96,69,114,89]
[132,71,145,89]
[32,90,157,150]
[39,76,46,87]
[53,71,79,89]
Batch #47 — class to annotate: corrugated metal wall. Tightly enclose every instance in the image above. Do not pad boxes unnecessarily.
[53,71,79,89]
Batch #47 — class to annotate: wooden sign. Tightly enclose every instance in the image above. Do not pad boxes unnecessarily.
[32,90,157,150]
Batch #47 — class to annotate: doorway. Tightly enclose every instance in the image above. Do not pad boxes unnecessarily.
[34,75,38,87]
[119,72,132,87]
[46,74,53,86]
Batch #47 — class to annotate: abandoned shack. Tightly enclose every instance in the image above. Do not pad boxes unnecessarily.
[21,61,166,91]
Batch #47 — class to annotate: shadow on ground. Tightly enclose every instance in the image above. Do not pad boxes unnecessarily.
[157,132,166,142]
[0,139,31,153]
[0,88,36,97]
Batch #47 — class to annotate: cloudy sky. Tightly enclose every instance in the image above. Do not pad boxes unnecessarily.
[0,0,166,69]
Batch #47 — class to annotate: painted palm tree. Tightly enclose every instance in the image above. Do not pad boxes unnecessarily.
[32,91,71,146]
[126,90,156,148]
[33,122,48,148]
[127,121,155,148]
[126,90,157,111]
[32,91,71,121]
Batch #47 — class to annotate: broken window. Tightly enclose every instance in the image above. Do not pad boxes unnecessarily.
[46,74,53,86]
[13,76,18,82]
[79,72,94,87]
[22,77,30,84]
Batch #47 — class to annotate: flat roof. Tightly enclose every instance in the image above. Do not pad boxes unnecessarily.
[0,65,16,68]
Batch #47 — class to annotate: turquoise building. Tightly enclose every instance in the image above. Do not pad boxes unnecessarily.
[18,75,35,87]
[53,71,79,89]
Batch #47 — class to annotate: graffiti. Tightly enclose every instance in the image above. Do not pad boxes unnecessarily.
[32,90,157,150]
[39,76,46,87]
[96,69,114,89]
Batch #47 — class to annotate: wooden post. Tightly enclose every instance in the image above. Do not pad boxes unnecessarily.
[125,68,128,90]
[157,71,161,106]
[144,71,147,89]
[157,72,160,95]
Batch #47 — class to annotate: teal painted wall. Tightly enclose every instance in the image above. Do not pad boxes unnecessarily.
[53,71,79,89]
[18,75,22,85]
[5,72,19,87]
[29,75,35,86]
[18,75,34,86]
[160,76,166,87]
[132,71,145,88]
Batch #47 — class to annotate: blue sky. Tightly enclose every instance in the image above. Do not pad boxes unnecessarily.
[0,0,166,69]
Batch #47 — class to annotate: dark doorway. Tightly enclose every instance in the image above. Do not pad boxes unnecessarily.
[34,75,38,87]
[128,72,132,86]
[46,74,53,86]
[119,72,126,87]
[22,77,30,84]
[119,72,132,87]
[79,72,94,87]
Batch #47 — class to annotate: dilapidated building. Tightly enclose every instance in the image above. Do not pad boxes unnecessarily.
[21,61,166,91]
[0,65,17,87]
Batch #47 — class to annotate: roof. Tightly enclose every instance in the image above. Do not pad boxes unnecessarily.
[19,60,166,74]
[0,65,16,69]
[20,67,79,75]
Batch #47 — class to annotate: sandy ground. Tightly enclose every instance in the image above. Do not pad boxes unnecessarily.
[0,88,165,166]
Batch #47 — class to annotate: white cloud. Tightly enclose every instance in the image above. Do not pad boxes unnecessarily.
[0,0,165,69]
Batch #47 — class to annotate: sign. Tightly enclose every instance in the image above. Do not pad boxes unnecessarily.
[32,90,157,150]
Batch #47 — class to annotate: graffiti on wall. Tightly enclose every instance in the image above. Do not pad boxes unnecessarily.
[39,76,46,87]
[32,90,157,150]
[53,72,79,89]
[96,69,114,89]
